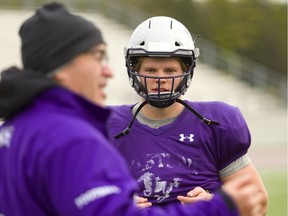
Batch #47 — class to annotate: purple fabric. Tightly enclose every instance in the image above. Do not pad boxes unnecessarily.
[0,89,239,215]
[107,101,250,206]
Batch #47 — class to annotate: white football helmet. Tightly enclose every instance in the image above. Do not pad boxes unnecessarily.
[124,16,199,108]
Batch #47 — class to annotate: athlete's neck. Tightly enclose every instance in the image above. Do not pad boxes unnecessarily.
[140,99,184,120]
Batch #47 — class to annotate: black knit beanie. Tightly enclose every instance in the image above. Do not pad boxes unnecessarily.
[19,2,105,74]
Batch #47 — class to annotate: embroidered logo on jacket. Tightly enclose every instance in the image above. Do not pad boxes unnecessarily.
[179,133,194,142]
[74,185,121,209]
[0,126,14,148]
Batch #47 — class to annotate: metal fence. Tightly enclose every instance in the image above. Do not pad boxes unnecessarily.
[1,0,286,105]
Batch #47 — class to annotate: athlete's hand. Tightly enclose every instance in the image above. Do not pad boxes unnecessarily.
[177,187,213,204]
[135,196,152,208]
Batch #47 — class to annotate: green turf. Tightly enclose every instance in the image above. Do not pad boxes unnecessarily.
[259,169,287,216]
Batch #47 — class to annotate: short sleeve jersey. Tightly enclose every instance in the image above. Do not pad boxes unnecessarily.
[107,101,251,206]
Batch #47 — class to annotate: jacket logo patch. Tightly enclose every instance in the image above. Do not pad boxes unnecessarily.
[0,125,14,148]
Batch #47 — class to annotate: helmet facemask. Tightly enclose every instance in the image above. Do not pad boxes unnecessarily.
[126,49,196,108]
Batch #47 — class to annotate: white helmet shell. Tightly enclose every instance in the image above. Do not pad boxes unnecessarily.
[125,16,199,57]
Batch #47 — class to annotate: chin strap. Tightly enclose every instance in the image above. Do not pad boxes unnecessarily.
[114,99,220,139]
[114,100,148,139]
[175,98,220,126]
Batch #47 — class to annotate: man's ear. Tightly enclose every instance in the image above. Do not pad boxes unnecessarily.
[53,67,70,84]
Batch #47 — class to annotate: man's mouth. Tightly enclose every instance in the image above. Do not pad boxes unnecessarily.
[151,88,170,93]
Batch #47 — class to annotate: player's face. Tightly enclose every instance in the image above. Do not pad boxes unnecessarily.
[138,57,184,94]
[54,44,113,106]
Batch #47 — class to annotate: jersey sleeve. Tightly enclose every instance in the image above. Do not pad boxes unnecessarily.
[216,106,251,170]
[219,154,251,178]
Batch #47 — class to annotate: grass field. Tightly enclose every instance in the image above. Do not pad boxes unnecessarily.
[260,169,287,216]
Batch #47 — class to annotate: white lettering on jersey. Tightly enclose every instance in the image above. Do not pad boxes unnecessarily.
[179,133,194,142]
[74,185,121,209]
[137,172,181,203]
[142,153,168,172]
[0,126,14,148]
[129,153,199,203]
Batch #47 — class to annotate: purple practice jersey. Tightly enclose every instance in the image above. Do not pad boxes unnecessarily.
[107,101,251,206]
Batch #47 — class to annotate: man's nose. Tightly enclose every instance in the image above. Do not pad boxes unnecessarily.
[155,71,167,83]
[101,64,113,78]
[155,77,166,83]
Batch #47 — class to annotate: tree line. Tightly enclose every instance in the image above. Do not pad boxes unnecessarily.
[125,0,287,77]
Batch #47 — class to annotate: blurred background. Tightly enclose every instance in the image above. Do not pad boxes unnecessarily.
[0,0,287,215]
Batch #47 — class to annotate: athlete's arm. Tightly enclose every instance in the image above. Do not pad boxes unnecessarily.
[221,163,268,215]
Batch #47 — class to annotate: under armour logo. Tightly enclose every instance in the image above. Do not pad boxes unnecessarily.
[179,134,194,142]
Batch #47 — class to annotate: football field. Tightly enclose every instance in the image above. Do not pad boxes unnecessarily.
[260,170,287,216]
